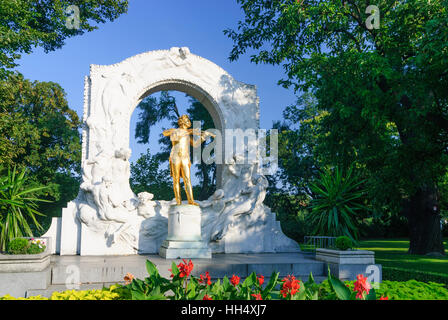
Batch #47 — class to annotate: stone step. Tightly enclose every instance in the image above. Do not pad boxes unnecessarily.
[18,253,329,298]
[49,253,326,286]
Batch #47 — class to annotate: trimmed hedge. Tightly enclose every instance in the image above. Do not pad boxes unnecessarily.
[318,279,448,300]
[382,267,448,287]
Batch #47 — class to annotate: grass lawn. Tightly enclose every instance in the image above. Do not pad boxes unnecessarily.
[357,238,448,276]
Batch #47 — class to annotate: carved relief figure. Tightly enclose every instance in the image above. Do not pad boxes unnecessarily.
[199,189,236,241]
[137,192,157,218]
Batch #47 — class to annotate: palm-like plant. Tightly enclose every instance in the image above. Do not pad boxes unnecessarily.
[0,167,50,251]
[306,166,368,242]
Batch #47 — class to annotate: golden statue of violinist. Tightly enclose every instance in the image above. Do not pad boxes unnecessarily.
[163,114,215,206]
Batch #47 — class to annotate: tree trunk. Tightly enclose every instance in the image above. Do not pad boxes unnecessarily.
[404,184,445,255]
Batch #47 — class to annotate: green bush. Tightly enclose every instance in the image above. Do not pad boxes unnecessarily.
[317,278,448,300]
[5,238,46,255]
[383,267,448,287]
[7,238,29,254]
[26,242,45,254]
[335,236,353,250]
[377,280,448,300]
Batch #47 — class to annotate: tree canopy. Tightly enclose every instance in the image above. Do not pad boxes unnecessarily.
[225,0,448,254]
[0,0,129,233]
[0,0,129,78]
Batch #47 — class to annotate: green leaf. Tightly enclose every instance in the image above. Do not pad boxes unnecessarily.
[262,272,279,298]
[146,259,159,278]
[242,272,256,287]
[170,261,179,277]
[329,277,352,300]
[366,287,377,300]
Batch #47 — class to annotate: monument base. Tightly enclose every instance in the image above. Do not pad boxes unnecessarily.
[159,204,212,259]
[159,240,212,259]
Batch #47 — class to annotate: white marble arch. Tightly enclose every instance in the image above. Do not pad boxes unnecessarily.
[43,47,300,256]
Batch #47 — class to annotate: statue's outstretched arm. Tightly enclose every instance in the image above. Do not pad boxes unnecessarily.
[163,128,175,137]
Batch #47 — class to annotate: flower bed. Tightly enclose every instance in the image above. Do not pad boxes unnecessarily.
[2,259,448,300]
[4,238,47,255]
[0,237,50,272]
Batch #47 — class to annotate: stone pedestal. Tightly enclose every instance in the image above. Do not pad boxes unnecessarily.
[159,205,212,259]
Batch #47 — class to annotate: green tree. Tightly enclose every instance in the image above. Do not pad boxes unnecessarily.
[130,149,173,201]
[0,0,129,78]
[226,0,448,254]
[0,73,81,230]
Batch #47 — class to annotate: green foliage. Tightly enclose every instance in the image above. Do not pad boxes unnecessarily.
[130,149,173,200]
[0,0,129,78]
[3,260,448,300]
[377,280,448,300]
[335,236,353,251]
[264,192,311,243]
[6,237,29,254]
[5,237,46,254]
[318,278,448,300]
[382,267,448,288]
[226,0,448,254]
[0,167,50,251]
[358,239,448,277]
[105,260,393,301]
[26,242,46,254]
[307,166,368,241]
[0,73,81,233]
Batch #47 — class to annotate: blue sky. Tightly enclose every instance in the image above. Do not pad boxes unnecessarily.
[16,0,297,164]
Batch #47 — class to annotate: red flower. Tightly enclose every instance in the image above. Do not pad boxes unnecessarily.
[353,274,371,299]
[170,259,194,278]
[199,271,212,286]
[203,295,213,300]
[230,274,240,287]
[280,275,301,298]
[257,274,264,286]
[251,293,263,300]
[379,295,389,300]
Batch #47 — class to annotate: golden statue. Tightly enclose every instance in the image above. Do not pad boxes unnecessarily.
[163,114,215,206]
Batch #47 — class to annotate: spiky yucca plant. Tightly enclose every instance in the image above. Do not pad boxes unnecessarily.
[0,167,49,251]
[307,166,368,242]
